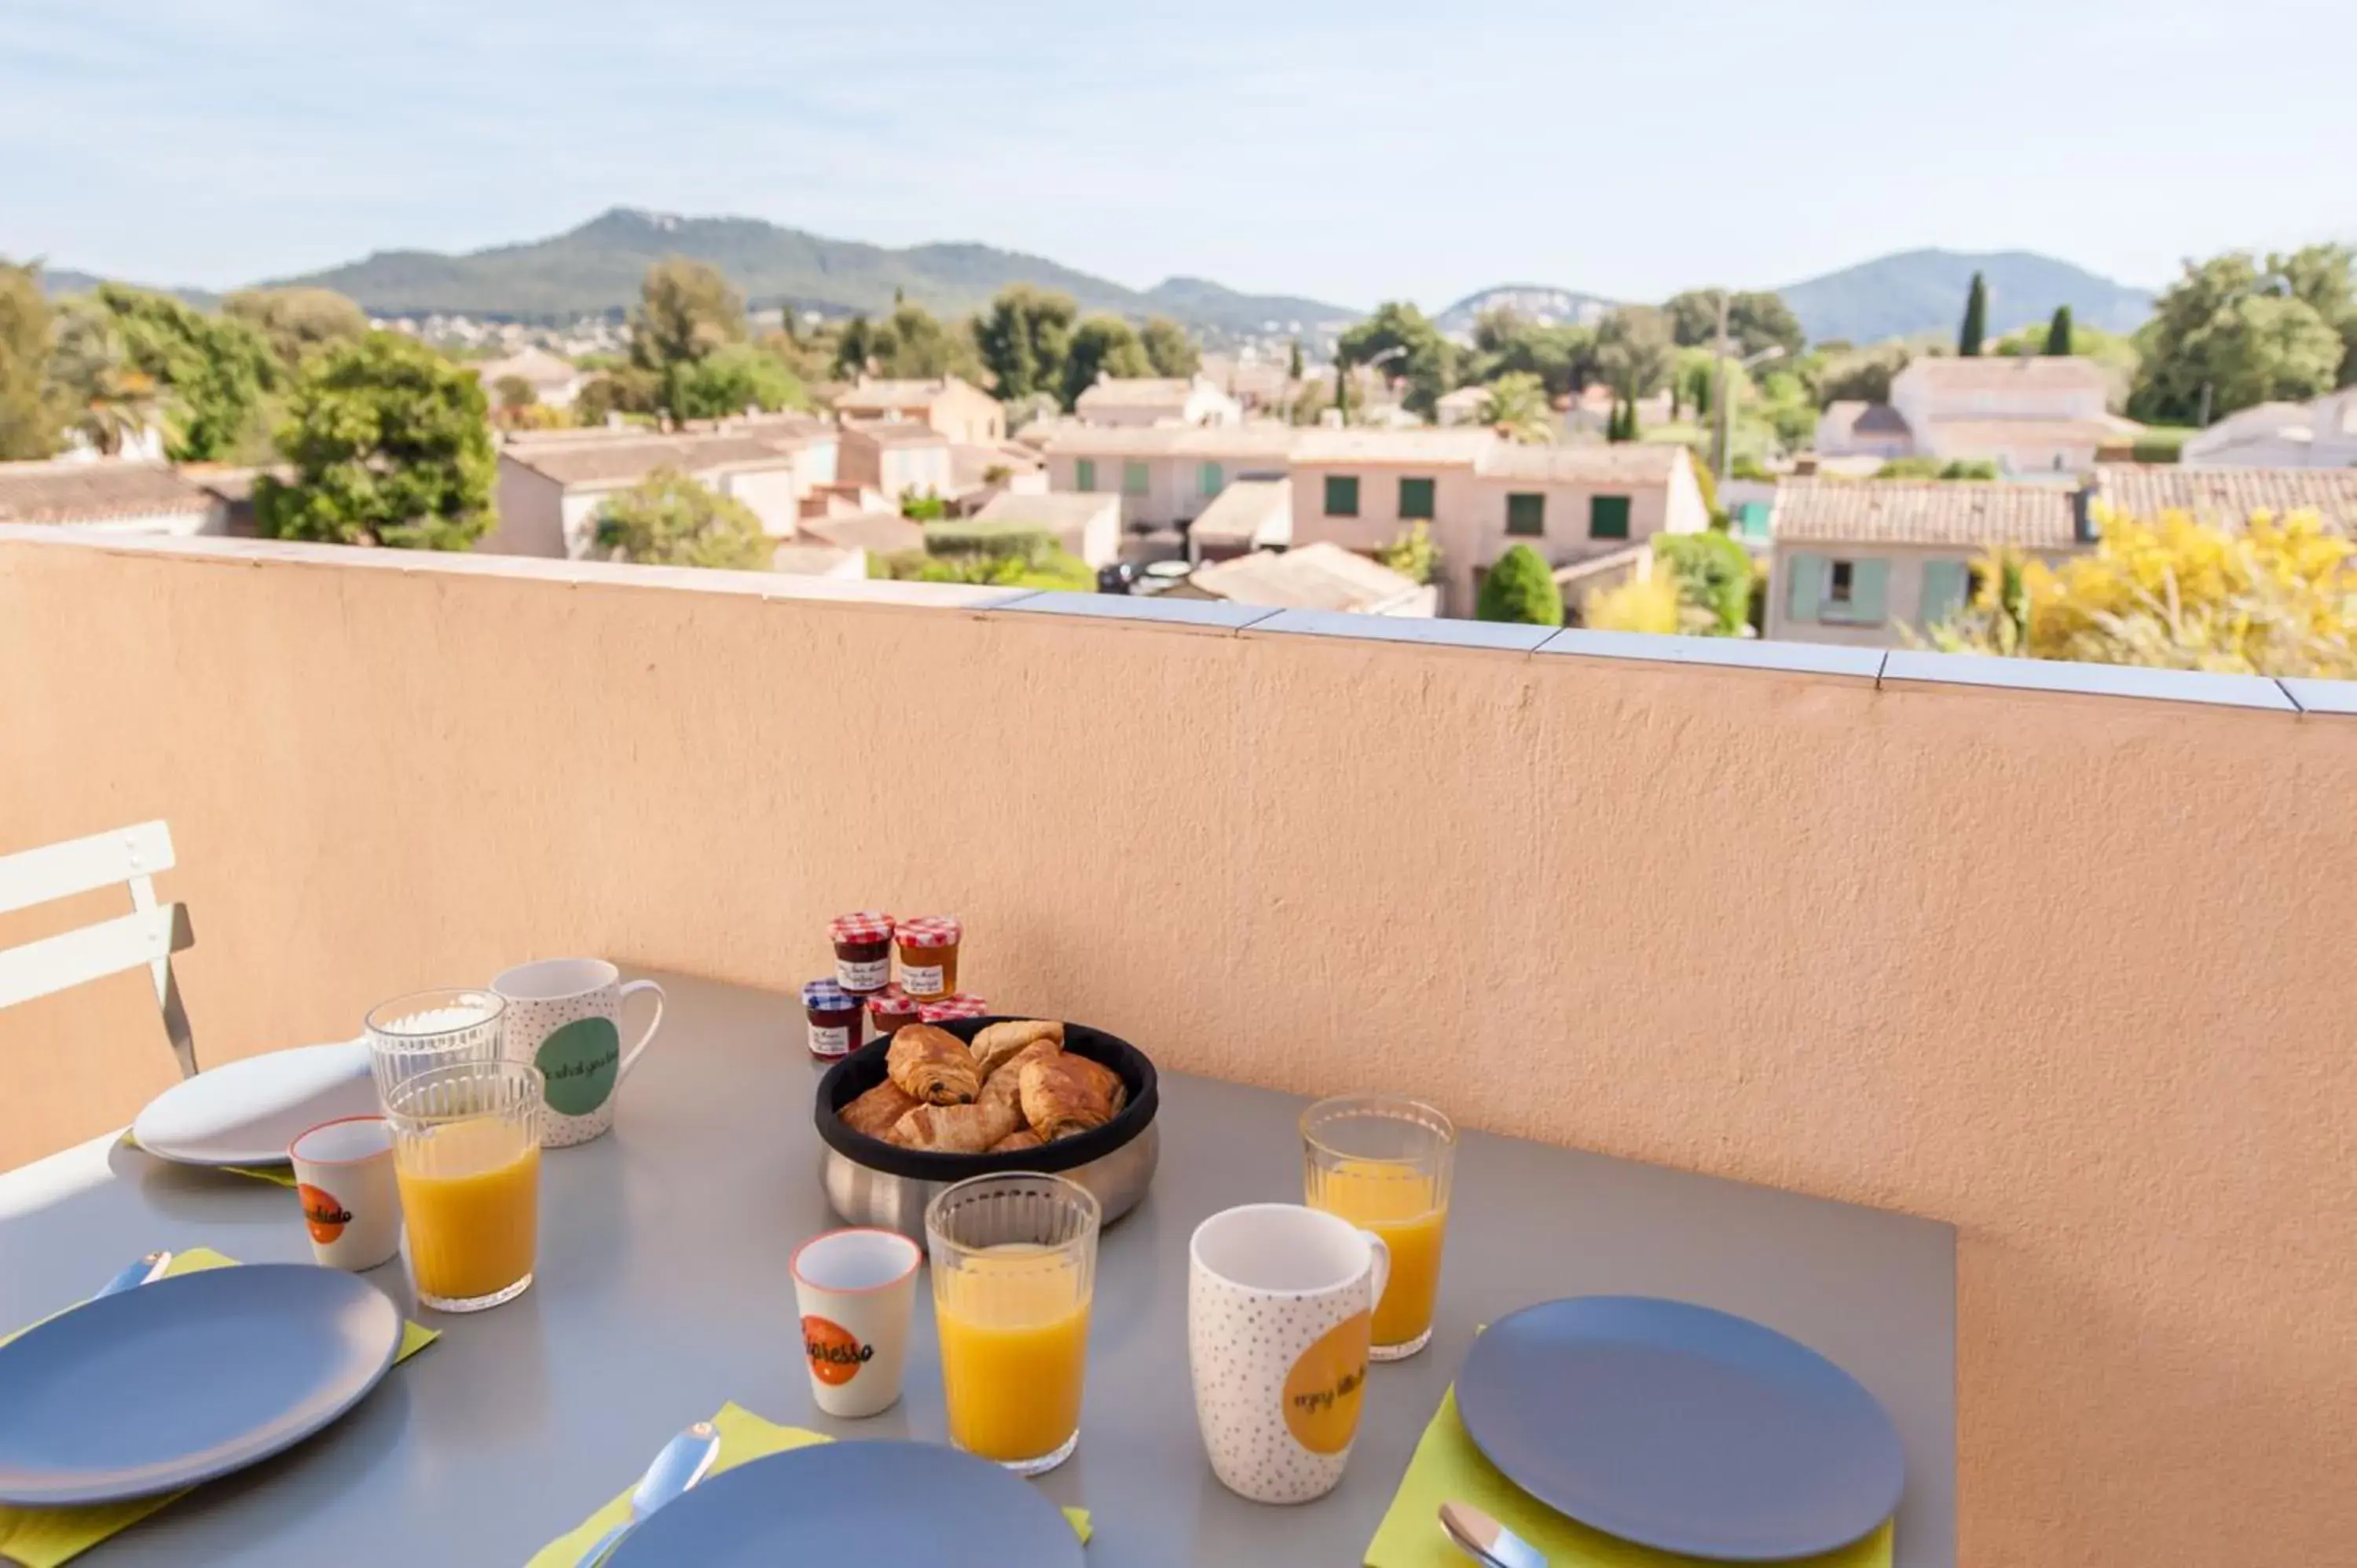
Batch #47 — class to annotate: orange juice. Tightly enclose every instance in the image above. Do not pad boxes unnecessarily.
[935,1244,1092,1463]
[395,1116,540,1303]
[1310,1160,1447,1347]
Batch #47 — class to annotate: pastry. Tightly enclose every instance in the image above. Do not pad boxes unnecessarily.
[892,1098,1018,1154]
[1019,1053,1124,1141]
[978,1038,1061,1123]
[990,1128,1045,1154]
[885,1024,981,1105]
[972,1020,1065,1082]
[841,1079,920,1141]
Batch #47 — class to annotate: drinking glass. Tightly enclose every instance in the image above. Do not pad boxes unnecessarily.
[925,1172,1100,1477]
[1301,1094,1456,1360]
[384,1060,544,1313]
[366,988,505,1107]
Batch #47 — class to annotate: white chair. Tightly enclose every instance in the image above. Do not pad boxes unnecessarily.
[0,821,198,1078]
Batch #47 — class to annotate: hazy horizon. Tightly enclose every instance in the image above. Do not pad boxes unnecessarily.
[6,0,2352,307]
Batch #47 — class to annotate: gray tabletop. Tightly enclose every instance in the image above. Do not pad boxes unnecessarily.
[0,971,1955,1566]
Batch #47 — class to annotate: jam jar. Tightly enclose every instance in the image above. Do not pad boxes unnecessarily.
[893,916,962,1000]
[802,980,863,1060]
[828,912,896,995]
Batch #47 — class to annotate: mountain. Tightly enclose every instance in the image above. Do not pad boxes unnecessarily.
[1140,277,1357,337]
[265,207,1359,336]
[36,268,219,310]
[1435,284,1615,337]
[1777,249,2152,346]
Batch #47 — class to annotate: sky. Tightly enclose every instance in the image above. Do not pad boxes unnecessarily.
[5,0,2353,310]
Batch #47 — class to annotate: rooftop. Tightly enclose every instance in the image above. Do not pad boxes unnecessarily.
[1773,478,2081,548]
[1923,416,2124,449]
[1289,427,1499,467]
[834,376,980,408]
[500,432,801,489]
[969,491,1120,528]
[1074,376,1200,410]
[0,460,217,524]
[796,510,926,557]
[1187,478,1292,545]
[1038,423,1301,460]
[841,419,952,449]
[2091,463,2357,530]
[1894,355,2110,394]
[1477,441,1689,484]
[1180,541,1423,614]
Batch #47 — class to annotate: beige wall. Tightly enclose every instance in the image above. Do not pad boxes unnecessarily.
[3,533,2355,1568]
[482,459,566,558]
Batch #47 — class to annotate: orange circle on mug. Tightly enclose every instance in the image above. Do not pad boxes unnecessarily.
[803,1314,870,1386]
[298,1182,352,1244]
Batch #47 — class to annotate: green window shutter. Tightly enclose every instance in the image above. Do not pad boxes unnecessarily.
[1736,501,1769,538]
[1785,551,1824,622]
[1076,459,1096,493]
[1325,475,1359,517]
[1850,558,1890,622]
[1505,493,1545,537]
[1123,461,1149,496]
[1199,461,1223,498]
[1589,494,1631,539]
[1919,559,1969,625]
[1398,477,1435,519]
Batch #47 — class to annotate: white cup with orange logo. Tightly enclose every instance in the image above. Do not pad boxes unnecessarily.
[288,1116,403,1271]
[1188,1203,1391,1504]
[790,1228,923,1420]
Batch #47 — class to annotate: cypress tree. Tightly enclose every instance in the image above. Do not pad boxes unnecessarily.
[1959,272,1988,357]
[1475,544,1566,626]
[2043,305,2073,357]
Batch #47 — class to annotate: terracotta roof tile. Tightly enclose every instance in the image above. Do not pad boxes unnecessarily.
[1894,356,2109,394]
[1479,442,1687,483]
[0,460,216,524]
[2091,464,2357,531]
[1184,541,1421,613]
[1074,377,1197,410]
[500,432,799,488]
[1773,478,2078,548]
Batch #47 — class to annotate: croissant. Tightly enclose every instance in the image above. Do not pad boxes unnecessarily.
[892,1098,1019,1154]
[972,1020,1065,1082]
[886,1025,980,1105]
[978,1039,1061,1124]
[990,1128,1044,1154]
[1019,1053,1124,1141]
[841,1079,920,1141]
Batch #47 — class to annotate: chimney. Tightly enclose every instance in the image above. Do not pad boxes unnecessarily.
[2072,482,2099,544]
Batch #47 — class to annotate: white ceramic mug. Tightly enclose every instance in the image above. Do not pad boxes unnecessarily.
[490,958,664,1147]
[288,1116,402,1271]
[1188,1203,1391,1504]
[790,1228,923,1420]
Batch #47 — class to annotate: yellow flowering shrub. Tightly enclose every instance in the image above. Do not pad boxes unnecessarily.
[1582,570,1683,634]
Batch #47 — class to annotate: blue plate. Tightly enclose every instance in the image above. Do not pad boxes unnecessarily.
[607,1441,1086,1568]
[1456,1296,1904,1560]
[0,1263,404,1505]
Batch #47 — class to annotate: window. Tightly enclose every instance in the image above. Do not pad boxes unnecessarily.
[1398,477,1435,519]
[1505,493,1545,537]
[1123,461,1149,497]
[1827,560,1855,605]
[1076,459,1096,493]
[1325,475,1360,518]
[1589,494,1631,540]
[1818,558,1889,624]
[1198,461,1224,499]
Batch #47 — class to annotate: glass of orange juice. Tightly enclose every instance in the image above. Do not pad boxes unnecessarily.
[925,1172,1099,1477]
[1302,1094,1456,1361]
[385,1061,544,1313]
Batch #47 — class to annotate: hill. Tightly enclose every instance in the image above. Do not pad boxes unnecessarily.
[36,268,219,310]
[266,207,1359,335]
[1435,284,1615,336]
[1777,249,2151,346]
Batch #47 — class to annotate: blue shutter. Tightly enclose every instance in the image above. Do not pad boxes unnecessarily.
[1076,459,1096,493]
[1785,552,1824,622]
[1850,559,1890,623]
[1919,559,1969,625]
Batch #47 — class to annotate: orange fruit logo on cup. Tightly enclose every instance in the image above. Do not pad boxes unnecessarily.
[298,1182,352,1245]
[802,1315,874,1387]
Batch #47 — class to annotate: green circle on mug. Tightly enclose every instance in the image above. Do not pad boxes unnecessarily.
[536,1016,621,1116]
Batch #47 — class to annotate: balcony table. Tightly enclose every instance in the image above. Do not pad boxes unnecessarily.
[0,970,1956,1566]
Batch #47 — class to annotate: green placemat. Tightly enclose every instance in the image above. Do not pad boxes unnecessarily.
[1364,1385,1893,1568]
[0,1247,437,1567]
[526,1401,1092,1566]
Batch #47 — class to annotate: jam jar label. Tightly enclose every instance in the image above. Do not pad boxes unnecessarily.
[836,955,890,992]
[900,962,946,997]
[808,1023,852,1058]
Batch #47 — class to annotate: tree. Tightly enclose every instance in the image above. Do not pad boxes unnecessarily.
[1663,289,1806,357]
[2044,306,2074,357]
[0,260,54,458]
[1288,338,1305,381]
[1376,520,1438,585]
[1475,543,1564,626]
[664,342,806,419]
[1476,372,1554,444]
[1596,306,1675,399]
[593,467,771,570]
[1653,530,1754,635]
[2131,249,2352,421]
[1922,511,2356,677]
[256,332,496,549]
[2276,242,2357,388]
[1060,316,1153,408]
[629,258,745,373]
[1814,341,1914,406]
[1139,317,1200,379]
[87,284,277,460]
[224,287,368,372]
[975,285,1076,404]
[491,375,536,411]
[1467,309,1594,399]
[1338,302,1455,418]
[853,302,984,383]
[575,367,661,425]
[44,299,159,456]
[1958,272,1988,357]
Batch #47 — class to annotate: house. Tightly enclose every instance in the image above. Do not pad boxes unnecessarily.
[1168,541,1433,617]
[471,346,586,409]
[1186,478,1292,561]
[483,423,838,559]
[1197,353,1294,413]
[0,460,225,535]
[837,421,953,505]
[1879,357,2128,474]
[2179,390,2357,468]
[966,491,1123,569]
[948,441,1049,511]
[768,543,867,581]
[2087,463,2357,533]
[1767,478,2091,647]
[1815,401,1915,462]
[797,510,927,559]
[1073,375,1243,428]
[1435,386,1492,427]
[831,376,1005,446]
[1040,423,1299,533]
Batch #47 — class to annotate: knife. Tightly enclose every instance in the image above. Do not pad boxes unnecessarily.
[92,1251,173,1300]
[1441,1500,1551,1568]
[577,1420,721,1566]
